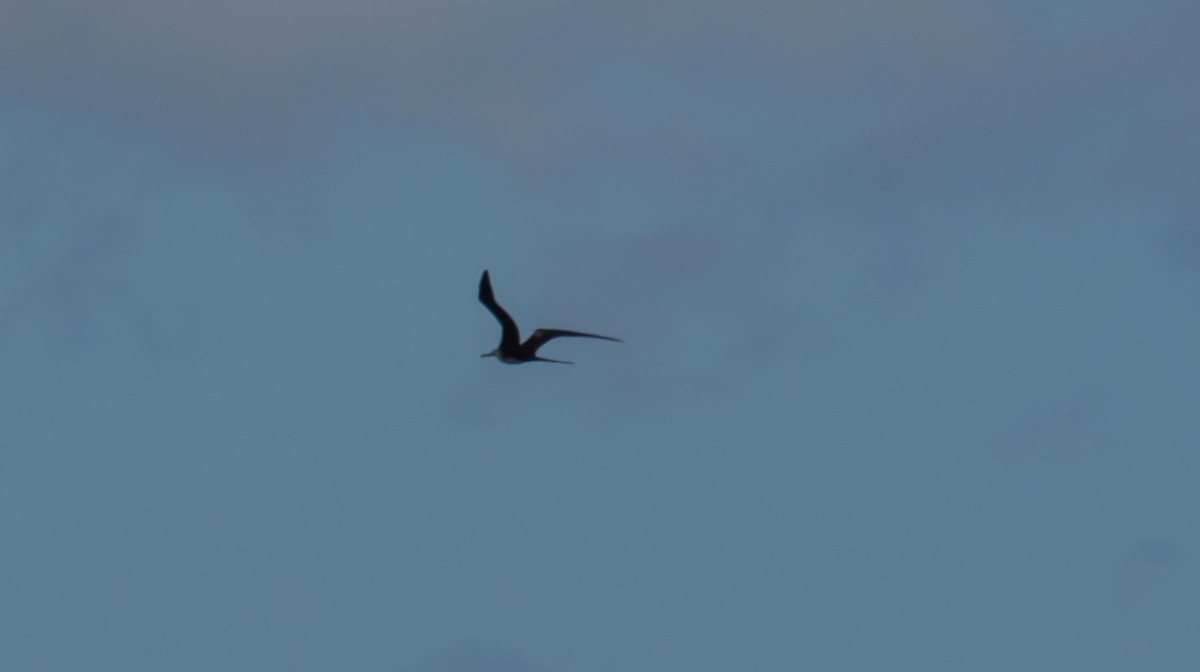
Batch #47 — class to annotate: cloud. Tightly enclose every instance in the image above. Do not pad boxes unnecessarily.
[5,1,1192,174]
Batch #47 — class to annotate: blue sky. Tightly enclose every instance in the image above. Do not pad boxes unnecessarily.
[2,2,1199,670]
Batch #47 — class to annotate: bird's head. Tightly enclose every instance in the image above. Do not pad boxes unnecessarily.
[481,348,499,359]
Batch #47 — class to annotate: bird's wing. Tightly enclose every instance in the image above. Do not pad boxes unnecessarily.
[523,328,622,353]
[478,270,520,350]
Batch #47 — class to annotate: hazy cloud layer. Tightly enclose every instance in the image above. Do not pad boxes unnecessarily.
[2,2,1199,671]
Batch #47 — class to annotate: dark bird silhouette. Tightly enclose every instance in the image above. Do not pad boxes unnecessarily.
[478,270,621,364]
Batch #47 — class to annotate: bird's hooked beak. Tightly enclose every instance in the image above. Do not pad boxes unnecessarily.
[481,350,497,358]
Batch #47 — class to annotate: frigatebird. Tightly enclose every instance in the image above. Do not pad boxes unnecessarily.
[478,270,621,364]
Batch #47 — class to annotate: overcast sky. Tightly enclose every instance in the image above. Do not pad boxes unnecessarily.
[2,2,1199,671]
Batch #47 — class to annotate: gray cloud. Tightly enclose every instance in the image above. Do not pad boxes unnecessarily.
[5,2,1194,180]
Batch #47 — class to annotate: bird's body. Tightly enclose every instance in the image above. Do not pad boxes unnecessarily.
[478,270,620,364]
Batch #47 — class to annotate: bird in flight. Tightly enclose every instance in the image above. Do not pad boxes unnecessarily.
[478,270,621,364]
